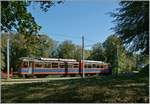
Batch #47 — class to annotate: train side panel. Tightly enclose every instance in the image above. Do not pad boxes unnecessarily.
[19,58,111,76]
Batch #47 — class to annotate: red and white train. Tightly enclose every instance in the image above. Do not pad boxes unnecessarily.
[19,57,112,78]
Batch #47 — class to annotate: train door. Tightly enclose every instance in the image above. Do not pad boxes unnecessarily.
[28,61,33,74]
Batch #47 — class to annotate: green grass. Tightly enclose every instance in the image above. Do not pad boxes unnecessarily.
[1,74,149,103]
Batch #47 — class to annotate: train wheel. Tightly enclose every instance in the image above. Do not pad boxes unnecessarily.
[89,74,94,77]
[63,74,70,77]
[85,74,88,77]
[22,74,27,78]
[70,74,76,77]
[62,74,66,77]
[33,75,37,78]
[35,74,47,78]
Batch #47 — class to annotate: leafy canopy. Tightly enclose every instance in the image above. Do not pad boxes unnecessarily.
[111,1,149,55]
[1,1,63,36]
[88,43,105,61]
[106,35,137,73]
[1,33,55,71]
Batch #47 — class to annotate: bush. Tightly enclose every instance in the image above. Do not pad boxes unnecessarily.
[139,64,149,76]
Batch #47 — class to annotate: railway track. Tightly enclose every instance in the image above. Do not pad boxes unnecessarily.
[1,77,81,85]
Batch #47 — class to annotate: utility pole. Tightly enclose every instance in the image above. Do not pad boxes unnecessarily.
[82,35,85,78]
[7,34,10,80]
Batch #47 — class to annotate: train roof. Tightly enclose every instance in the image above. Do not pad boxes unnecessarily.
[84,60,104,63]
[40,58,77,62]
[83,60,108,64]
[19,57,108,64]
[20,57,77,62]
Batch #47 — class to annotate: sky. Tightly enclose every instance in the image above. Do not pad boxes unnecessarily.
[27,0,120,49]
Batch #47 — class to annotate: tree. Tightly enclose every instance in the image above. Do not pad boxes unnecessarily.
[36,35,55,57]
[111,1,149,55]
[135,54,149,70]
[1,33,55,71]
[73,45,82,61]
[88,43,106,61]
[1,1,63,35]
[1,34,8,70]
[84,49,91,60]
[103,35,121,68]
[56,40,82,60]
[57,40,76,59]
[103,35,137,74]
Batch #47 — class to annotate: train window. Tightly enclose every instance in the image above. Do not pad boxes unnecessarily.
[88,64,92,68]
[35,63,43,68]
[100,65,103,68]
[93,64,96,68]
[22,62,28,68]
[60,63,64,68]
[84,64,88,68]
[104,65,108,68]
[68,64,73,68]
[52,63,58,68]
[73,64,79,68]
[97,64,100,68]
[44,63,51,68]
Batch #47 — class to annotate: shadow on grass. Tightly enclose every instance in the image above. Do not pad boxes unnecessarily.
[1,74,149,103]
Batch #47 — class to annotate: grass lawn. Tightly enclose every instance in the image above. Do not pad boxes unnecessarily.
[1,73,149,103]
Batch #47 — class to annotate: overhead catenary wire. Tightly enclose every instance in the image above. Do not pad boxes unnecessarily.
[49,32,100,43]
[48,33,81,39]
[41,32,101,48]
